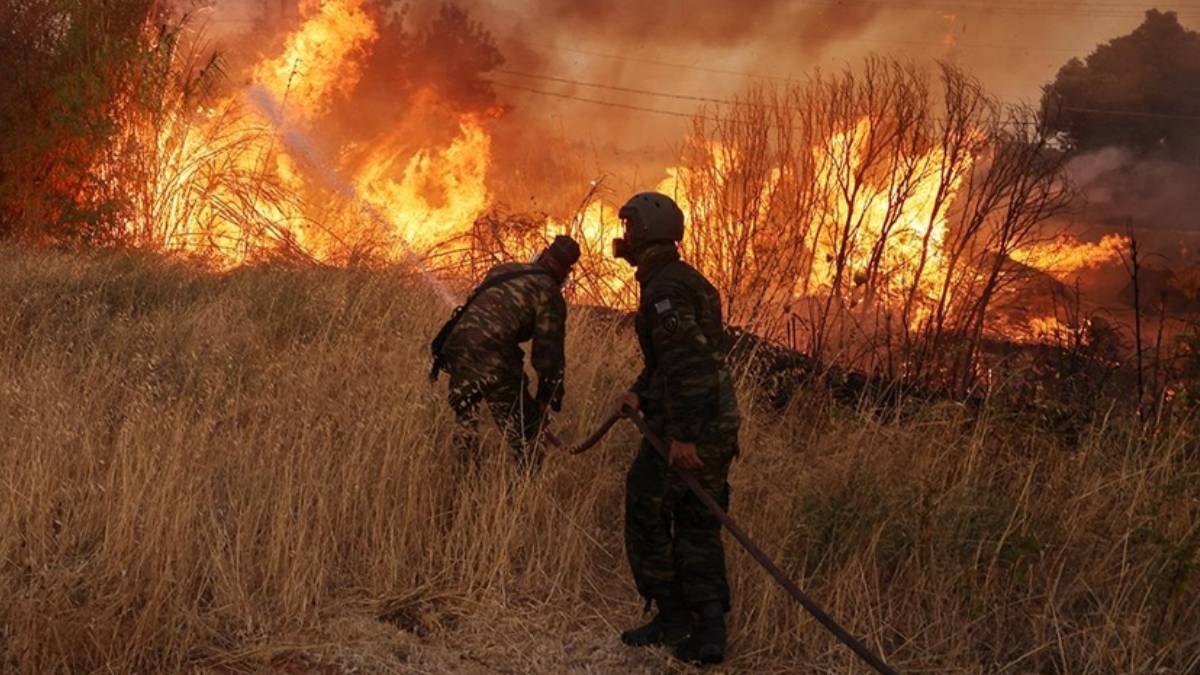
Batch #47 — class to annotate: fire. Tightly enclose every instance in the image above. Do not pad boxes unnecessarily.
[650,119,969,328]
[356,117,492,252]
[1011,233,1128,279]
[941,14,960,49]
[807,118,964,307]
[136,4,1133,352]
[251,0,378,120]
[142,0,495,267]
[558,117,1130,348]
[1028,315,1074,340]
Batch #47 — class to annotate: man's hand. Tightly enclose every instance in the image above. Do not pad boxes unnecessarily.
[669,440,703,470]
[614,391,640,417]
[536,378,563,414]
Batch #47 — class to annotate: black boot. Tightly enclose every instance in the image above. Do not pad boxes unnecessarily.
[621,595,693,648]
[673,601,726,665]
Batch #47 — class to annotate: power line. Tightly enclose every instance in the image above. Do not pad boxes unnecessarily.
[492,68,1200,124]
[497,68,1025,125]
[1081,223,1200,235]
[495,35,1080,89]
[1058,105,1200,121]
[493,68,788,109]
[488,77,1038,129]
[491,81,1200,243]
[486,80,712,123]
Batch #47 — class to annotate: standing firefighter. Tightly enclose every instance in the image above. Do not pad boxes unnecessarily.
[430,235,581,471]
[612,192,740,665]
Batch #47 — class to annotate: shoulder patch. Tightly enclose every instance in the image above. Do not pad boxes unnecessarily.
[654,298,673,314]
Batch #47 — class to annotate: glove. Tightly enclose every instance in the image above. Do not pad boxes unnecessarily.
[537,377,564,412]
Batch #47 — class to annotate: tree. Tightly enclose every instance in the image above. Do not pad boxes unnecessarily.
[1041,10,1200,163]
[669,60,1071,391]
[0,0,167,243]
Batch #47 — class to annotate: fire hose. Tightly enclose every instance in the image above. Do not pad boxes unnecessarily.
[557,410,900,675]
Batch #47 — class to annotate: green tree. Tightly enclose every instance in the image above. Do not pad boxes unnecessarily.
[1042,10,1200,163]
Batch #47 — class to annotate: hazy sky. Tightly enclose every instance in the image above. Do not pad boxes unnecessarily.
[201,2,1200,100]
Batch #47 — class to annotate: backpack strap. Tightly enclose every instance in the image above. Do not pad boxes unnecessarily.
[429,268,555,382]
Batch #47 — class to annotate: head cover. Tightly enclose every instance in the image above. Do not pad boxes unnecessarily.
[537,234,581,280]
[613,192,684,265]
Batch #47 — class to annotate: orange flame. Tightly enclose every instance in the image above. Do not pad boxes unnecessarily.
[252,0,378,121]
[140,5,1133,350]
[1011,233,1128,279]
[356,117,492,253]
[144,0,494,268]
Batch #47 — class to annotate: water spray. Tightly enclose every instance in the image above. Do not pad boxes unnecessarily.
[244,85,460,309]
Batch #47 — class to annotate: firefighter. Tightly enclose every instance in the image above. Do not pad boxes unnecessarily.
[433,235,580,471]
[611,192,741,665]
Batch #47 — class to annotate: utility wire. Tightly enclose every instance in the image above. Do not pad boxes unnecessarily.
[495,35,1074,88]
[498,38,802,84]
[491,69,1200,124]
[1055,105,1200,121]
[493,68,793,109]
[487,77,1046,130]
[486,80,719,123]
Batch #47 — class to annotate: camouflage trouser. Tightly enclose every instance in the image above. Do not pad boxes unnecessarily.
[624,422,738,611]
[448,372,545,471]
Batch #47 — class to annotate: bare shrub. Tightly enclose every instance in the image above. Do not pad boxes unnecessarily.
[672,59,1073,392]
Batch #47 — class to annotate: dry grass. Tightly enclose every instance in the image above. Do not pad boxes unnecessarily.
[1,245,1197,674]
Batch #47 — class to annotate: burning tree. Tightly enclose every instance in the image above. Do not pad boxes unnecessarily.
[0,0,172,244]
[662,59,1074,391]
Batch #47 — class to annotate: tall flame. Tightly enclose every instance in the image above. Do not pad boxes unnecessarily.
[356,117,492,252]
[252,0,378,120]
[144,0,495,268]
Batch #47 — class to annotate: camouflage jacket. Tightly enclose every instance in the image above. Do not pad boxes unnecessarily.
[631,245,740,443]
[443,262,568,406]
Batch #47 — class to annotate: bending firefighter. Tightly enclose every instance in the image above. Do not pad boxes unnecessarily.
[612,192,741,665]
[430,235,581,471]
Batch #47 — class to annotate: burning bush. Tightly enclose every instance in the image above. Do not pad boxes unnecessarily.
[616,60,1080,393]
[0,0,170,243]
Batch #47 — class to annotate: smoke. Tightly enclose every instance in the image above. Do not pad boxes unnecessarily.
[189,2,1200,234]
[510,0,881,52]
[1070,150,1200,235]
[1066,148,1200,273]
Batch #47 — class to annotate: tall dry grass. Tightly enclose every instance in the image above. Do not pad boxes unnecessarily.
[0,245,1197,674]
